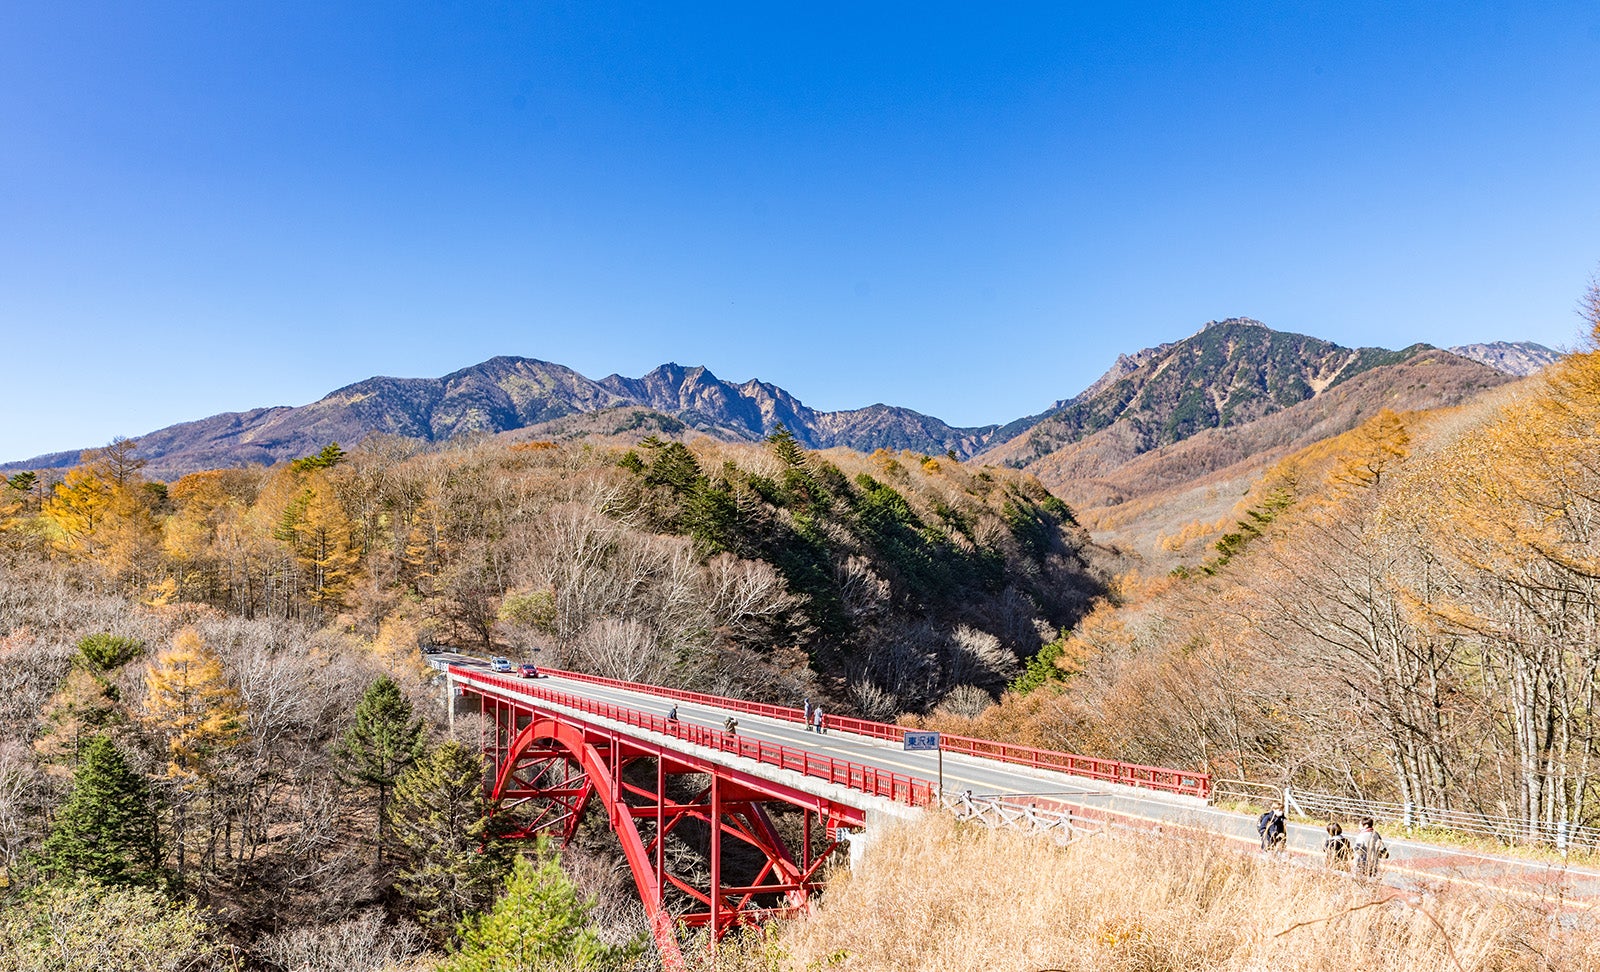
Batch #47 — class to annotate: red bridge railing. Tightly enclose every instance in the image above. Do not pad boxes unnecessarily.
[516,667,1211,800]
[453,667,935,807]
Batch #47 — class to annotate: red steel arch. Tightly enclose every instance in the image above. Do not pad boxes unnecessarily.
[468,680,868,969]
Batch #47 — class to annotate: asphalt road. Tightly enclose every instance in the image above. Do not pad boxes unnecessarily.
[436,654,1600,902]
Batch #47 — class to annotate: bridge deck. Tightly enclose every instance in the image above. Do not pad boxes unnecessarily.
[437,654,1600,903]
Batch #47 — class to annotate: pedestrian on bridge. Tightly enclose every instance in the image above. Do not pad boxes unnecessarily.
[1257,803,1286,853]
[1352,818,1389,878]
[724,716,739,736]
[803,697,812,726]
[667,704,678,723]
[813,708,825,734]
[1323,821,1351,869]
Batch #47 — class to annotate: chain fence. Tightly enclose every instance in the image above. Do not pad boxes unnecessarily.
[1213,779,1600,850]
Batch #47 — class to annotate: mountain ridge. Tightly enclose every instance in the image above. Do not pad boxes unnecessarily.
[3,357,999,479]
[4,325,1555,483]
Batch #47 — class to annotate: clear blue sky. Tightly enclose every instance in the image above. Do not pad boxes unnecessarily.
[3,2,1598,461]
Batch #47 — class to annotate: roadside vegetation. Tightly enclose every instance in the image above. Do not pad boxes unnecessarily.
[718,814,1600,972]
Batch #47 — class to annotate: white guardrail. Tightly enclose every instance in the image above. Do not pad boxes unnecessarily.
[940,791,1104,845]
[1213,779,1600,850]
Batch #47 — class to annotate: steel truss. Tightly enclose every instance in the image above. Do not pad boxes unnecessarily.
[474,690,860,969]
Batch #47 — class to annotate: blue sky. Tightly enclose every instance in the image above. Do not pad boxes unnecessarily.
[3,2,1598,461]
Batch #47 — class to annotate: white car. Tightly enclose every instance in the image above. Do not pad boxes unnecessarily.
[489,656,512,673]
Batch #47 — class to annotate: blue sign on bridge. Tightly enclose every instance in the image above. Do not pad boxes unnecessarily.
[903,731,941,751]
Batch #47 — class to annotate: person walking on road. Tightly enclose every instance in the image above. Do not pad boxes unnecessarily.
[1352,817,1389,878]
[667,704,678,723]
[1323,821,1351,869]
[1257,803,1287,853]
[803,697,812,727]
[813,708,825,734]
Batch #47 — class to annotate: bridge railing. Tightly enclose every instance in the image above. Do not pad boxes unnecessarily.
[453,668,936,808]
[531,667,1210,799]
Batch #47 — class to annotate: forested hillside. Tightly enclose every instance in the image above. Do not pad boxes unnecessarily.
[1,429,1097,712]
[924,290,1600,840]
[0,425,1101,964]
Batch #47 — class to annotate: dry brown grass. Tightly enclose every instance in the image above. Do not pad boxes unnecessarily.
[716,814,1599,972]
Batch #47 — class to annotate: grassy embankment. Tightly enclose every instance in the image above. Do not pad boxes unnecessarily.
[715,814,1599,972]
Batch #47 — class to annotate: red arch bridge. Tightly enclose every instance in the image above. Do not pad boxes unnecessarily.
[441,660,1210,966]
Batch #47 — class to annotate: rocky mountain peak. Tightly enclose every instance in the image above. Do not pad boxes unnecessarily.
[1446,341,1562,377]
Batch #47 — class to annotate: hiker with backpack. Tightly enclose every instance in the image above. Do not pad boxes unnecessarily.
[1323,821,1352,868]
[1352,817,1389,878]
[1257,802,1287,853]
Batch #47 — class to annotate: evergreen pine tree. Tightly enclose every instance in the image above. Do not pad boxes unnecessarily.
[390,740,512,936]
[77,633,144,672]
[36,735,162,887]
[766,424,807,468]
[442,840,642,972]
[290,441,347,471]
[1010,634,1071,695]
[338,675,426,863]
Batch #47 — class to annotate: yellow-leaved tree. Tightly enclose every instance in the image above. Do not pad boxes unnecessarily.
[42,439,162,589]
[143,627,246,879]
[274,472,360,615]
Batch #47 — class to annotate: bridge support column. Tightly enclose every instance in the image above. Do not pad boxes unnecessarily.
[710,771,722,941]
[847,810,903,869]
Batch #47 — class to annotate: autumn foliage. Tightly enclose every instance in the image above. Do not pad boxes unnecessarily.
[952,299,1600,838]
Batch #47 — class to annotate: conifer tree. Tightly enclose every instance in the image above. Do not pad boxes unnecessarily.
[36,735,162,887]
[442,840,641,972]
[338,675,426,863]
[78,633,144,672]
[6,471,37,494]
[766,424,807,468]
[290,441,347,471]
[390,740,511,936]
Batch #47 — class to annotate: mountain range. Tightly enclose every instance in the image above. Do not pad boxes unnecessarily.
[3,328,1560,521]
